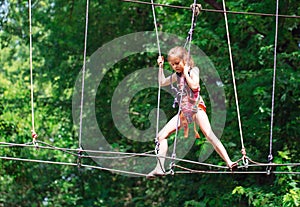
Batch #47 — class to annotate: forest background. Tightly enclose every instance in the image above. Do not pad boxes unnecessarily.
[0,0,299,206]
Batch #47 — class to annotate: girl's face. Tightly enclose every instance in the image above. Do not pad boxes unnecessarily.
[168,56,185,73]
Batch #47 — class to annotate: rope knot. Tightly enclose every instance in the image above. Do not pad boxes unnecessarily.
[268,154,273,163]
[190,4,202,16]
[77,148,83,169]
[31,130,38,139]
[241,147,246,156]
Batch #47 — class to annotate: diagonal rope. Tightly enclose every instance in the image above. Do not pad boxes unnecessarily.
[28,0,38,142]
[78,0,89,149]
[221,0,245,157]
[268,0,280,163]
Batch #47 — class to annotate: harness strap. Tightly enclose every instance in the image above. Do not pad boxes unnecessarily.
[179,102,206,138]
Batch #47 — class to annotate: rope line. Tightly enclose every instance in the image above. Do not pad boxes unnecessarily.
[268,0,280,163]
[221,0,246,159]
[2,140,298,167]
[0,156,148,177]
[150,0,165,174]
[0,156,298,175]
[28,0,38,142]
[174,169,300,175]
[150,0,161,147]
[0,141,232,169]
[169,0,199,174]
[120,0,300,19]
[78,0,89,149]
[0,141,299,174]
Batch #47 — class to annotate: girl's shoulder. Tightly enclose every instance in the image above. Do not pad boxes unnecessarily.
[190,66,200,75]
[191,66,199,71]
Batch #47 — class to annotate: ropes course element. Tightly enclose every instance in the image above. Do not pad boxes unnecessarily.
[28,0,38,144]
[121,0,300,19]
[221,0,247,165]
[0,141,299,175]
[78,0,89,150]
[169,0,201,175]
[1,0,298,178]
[150,0,162,155]
[0,156,148,177]
[77,0,90,168]
[268,0,280,166]
[150,0,165,174]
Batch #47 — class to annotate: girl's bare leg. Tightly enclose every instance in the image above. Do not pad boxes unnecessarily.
[147,115,180,177]
[195,110,235,168]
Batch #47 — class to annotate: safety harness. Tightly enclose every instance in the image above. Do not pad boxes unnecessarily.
[171,68,206,138]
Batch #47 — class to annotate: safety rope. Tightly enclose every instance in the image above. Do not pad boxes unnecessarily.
[28,0,38,144]
[150,0,161,150]
[77,0,90,168]
[0,155,299,175]
[169,0,200,175]
[221,0,247,165]
[1,141,299,175]
[269,0,280,162]
[78,0,89,152]
[267,0,280,174]
[121,0,300,19]
[150,0,166,174]
[0,156,148,177]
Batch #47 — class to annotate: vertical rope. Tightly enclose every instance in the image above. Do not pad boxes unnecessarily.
[151,0,165,173]
[185,2,199,60]
[79,0,89,149]
[28,0,38,142]
[221,0,245,154]
[151,0,161,57]
[151,0,162,147]
[268,0,280,163]
[170,0,198,174]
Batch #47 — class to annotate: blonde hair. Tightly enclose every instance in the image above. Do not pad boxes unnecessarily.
[167,46,194,68]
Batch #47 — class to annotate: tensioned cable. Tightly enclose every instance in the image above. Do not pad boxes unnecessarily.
[120,0,300,19]
[0,156,299,175]
[1,141,299,169]
[221,0,245,156]
[150,0,165,174]
[28,0,37,140]
[78,0,89,149]
[170,0,198,173]
[150,0,162,147]
[0,141,228,169]
[0,156,148,177]
[174,165,300,175]
[268,0,280,163]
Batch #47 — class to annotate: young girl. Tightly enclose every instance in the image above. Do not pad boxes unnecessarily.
[147,46,237,178]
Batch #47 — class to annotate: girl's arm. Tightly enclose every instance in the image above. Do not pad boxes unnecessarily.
[158,68,177,86]
[157,56,176,86]
[183,66,200,91]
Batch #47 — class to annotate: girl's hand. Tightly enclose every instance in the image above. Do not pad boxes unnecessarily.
[183,65,190,76]
[157,56,164,68]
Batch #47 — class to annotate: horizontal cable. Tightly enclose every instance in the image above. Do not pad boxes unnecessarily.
[0,156,147,177]
[1,141,300,169]
[174,164,300,175]
[175,170,300,175]
[0,155,299,176]
[121,0,300,19]
[0,141,227,169]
